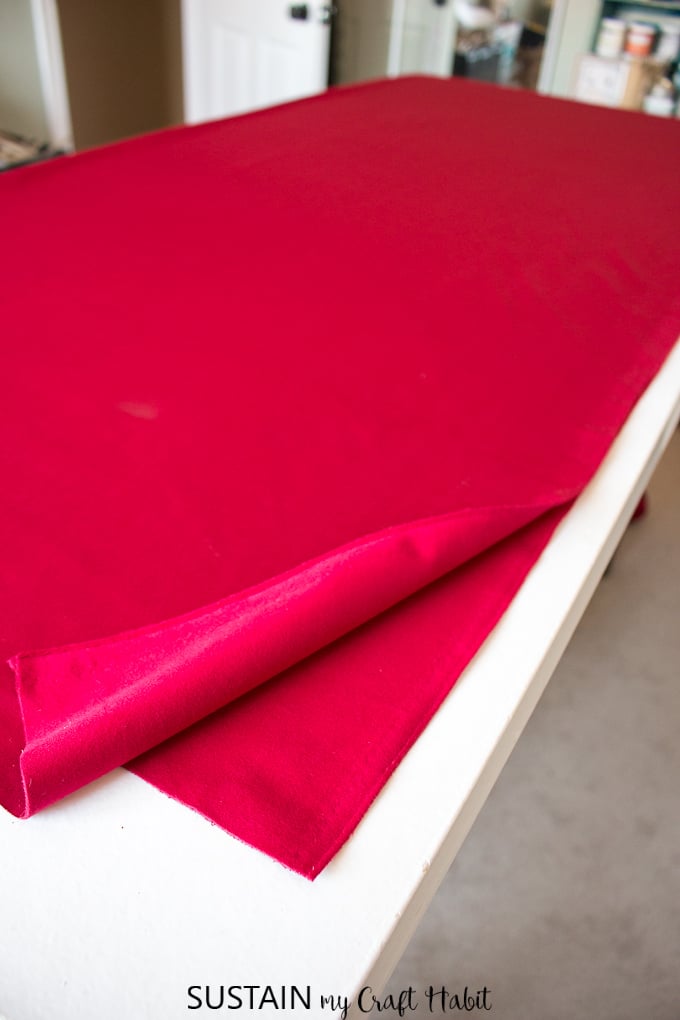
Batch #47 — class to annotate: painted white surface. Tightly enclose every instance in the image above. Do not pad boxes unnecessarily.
[30,0,73,150]
[399,0,457,76]
[1,337,679,1020]
[0,0,49,142]
[539,0,601,97]
[182,0,331,123]
[387,0,406,75]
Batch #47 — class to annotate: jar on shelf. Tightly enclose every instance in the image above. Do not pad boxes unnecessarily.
[596,18,627,58]
[642,78,676,116]
[656,26,680,64]
[625,23,657,58]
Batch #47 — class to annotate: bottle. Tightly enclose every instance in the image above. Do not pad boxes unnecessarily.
[642,78,675,117]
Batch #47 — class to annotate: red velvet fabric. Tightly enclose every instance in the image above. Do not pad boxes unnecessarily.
[1,78,679,876]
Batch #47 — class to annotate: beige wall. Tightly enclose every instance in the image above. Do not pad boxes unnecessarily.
[549,0,600,97]
[509,0,553,27]
[57,0,183,150]
[0,0,50,141]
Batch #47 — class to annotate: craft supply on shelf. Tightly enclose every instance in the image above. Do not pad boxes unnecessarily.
[625,22,657,56]
[596,18,628,57]
[642,75,677,112]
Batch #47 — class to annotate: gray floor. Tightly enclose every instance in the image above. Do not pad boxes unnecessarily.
[386,431,680,1020]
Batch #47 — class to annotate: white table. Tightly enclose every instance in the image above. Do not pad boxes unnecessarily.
[1,340,679,1020]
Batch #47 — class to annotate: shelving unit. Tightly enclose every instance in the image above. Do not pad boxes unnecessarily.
[603,0,680,10]
[540,0,680,112]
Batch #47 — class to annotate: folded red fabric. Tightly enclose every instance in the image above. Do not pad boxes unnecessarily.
[1,77,679,876]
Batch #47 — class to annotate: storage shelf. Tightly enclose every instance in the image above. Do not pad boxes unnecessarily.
[604,1,680,11]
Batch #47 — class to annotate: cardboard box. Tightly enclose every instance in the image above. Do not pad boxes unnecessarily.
[573,54,658,111]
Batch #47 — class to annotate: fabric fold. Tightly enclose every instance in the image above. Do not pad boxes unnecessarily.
[129,504,571,878]
[3,498,564,818]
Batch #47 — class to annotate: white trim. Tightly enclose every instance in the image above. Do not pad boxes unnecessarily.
[180,0,196,124]
[29,0,74,150]
[387,0,406,76]
[537,0,568,94]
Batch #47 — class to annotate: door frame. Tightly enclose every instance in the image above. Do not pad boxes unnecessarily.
[29,0,73,150]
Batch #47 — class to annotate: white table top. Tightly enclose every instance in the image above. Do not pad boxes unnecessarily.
[1,339,679,1020]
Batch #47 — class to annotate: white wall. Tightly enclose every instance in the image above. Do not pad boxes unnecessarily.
[540,0,601,97]
[0,0,49,140]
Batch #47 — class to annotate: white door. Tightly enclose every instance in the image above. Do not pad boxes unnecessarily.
[182,0,332,124]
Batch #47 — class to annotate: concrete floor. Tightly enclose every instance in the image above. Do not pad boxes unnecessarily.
[386,431,680,1020]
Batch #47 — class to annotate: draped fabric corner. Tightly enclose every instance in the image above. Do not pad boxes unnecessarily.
[1,77,679,877]
[5,500,561,821]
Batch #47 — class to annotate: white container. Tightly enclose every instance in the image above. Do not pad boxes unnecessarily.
[643,93,674,116]
[643,79,675,117]
[656,27,680,63]
[596,18,627,58]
